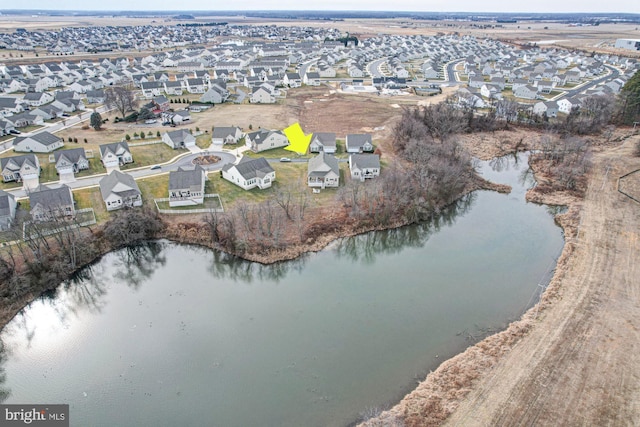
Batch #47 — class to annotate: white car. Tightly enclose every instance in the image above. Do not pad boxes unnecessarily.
[145,119,157,124]
[280,157,292,162]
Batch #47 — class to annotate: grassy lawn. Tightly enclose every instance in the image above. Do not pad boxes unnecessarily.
[19,125,44,133]
[196,134,212,149]
[137,174,169,200]
[74,186,109,223]
[211,162,308,209]
[123,144,187,169]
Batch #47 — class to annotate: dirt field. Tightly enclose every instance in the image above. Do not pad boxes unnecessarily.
[444,138,640,426]
[364,136,640,426]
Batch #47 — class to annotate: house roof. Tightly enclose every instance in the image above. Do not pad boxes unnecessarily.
[223,156,274,180]
[169,165,204,190]
[212,126,241,139]
[99,170,140,200]
[346,133,372,149]
[165,129,192,143]
[29,184,73,210]
[308,152,339,175]
[54,148,87,165]
[100,141,130,157]
[350,153,380,169]
[311,132,336,148]
[1,154,38,171]
[14,131,61,147]
[0,190,15,218]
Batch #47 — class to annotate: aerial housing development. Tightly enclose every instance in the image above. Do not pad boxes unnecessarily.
[0,10,639,427]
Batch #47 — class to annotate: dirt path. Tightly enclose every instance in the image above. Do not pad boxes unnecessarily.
[443,139,640,426]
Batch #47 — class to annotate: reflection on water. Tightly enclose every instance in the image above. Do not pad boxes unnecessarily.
[335,193,476,264]
[0,152,566,427]
[112,242,167,290]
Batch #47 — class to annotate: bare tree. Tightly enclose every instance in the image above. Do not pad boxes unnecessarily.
[105,84,138,118]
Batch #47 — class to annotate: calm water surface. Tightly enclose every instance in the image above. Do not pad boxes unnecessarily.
[0,153,564,427]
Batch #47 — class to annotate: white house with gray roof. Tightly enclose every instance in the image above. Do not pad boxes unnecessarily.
[0,190,17,230]
[211,127,243,146]
[222,156,275,190]
[349,154,380,181]
[308,152,339,188]
[162,129,195,149]
[100,141,133,172]
[345,133,374,154]
[309,132,337,154]
[13,131,64,153]
[29,184,75,222]
[1,154,41,187]
[245,129,288,153]
[169,165,206,206]
[54,147,89,181]
[99,170,142,211]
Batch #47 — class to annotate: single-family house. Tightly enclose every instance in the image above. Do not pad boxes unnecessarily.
[557,97,579,115]
[100,141,133,170]
[0,190,17,230]
[13,131,64,153]
[303,72,321,86]
[29,184,75,222]
[309,132,337,154]
[308,152,340,188]
[85,89,106,104]
[212,127,243,145]
[186,78,207,94]
[23,91,54,107]
[250,85,276,104]
[54,147,89,180]
[514,84,539,100]
[1,154,40,184]
[245,129,289,153]
[533,100,559,118]
[283,73,302,88]
[349,154,381,181]
[200,86,229,104]
[345,134,374,153]
[163,80,184,96]
[141,81,164,98]
[168,165,206,207]
[99,170,142,211]
[162,129,195,149]
[221,156,275,190]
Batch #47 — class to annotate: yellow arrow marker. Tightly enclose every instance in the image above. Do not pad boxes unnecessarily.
[283,123,312,155]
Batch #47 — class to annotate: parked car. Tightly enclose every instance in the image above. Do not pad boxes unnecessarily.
[145,119,157,124]
[9,129,21,135]
[150,165,161,170]
[280,157,292,162]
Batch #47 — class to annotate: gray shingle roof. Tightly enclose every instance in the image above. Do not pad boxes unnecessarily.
[14,131,61,147]
[212,127,240,139]
[99,170,140,200]
[54,148,86,164]
[29,184,73,210]
[223,156,274,180]
[1,154,38,171]
[100,141,130,157]
[169,165,204,190]
[308,152,338,176]
[350,153,380,169]
[0,190,15,217]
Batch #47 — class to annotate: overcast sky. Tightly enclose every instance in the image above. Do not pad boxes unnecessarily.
[7,1,639,13]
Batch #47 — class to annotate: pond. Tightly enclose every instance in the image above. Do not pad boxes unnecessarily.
[0,153,564,427]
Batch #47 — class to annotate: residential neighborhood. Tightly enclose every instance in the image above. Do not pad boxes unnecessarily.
[0,19,637,236]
